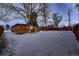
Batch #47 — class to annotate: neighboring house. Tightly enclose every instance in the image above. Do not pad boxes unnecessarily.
[7,19,40,34]
[11,24,29,34]
[9,19,39,34]
[11,23,39,34]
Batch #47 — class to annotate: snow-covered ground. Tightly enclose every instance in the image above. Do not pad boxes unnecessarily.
[4,30,11,32]
[2,31,79,56]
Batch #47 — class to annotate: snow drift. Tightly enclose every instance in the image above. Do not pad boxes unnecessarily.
[3,31,79,56]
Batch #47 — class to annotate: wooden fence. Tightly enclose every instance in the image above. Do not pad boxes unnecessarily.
[40,26,72,31]
[0,26,4,39]
[73,24,79,42]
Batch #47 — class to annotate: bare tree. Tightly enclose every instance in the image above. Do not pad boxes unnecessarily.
[52,13,62,27]
[75,3,79,11]
[0,7,12,22]
[0,4,42,23]
[40,3,49,27]
[0,3,51,32]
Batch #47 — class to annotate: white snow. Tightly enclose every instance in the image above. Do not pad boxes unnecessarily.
[3,31,79,56]
[4,30,11,32]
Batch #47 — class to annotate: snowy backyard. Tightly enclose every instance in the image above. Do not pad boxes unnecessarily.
[1,31,79,56]
[0,3,79,56]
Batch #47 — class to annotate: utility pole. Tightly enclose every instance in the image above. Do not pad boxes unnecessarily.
[68,8,71,30]
[68,4,72,31]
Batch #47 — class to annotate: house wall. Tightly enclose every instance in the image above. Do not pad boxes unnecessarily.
[11,25,29,34]
[11,24,40,34]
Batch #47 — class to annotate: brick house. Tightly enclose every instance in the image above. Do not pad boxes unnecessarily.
[11,23,39,34]
[11,24,29,34]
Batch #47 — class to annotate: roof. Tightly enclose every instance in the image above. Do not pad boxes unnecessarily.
[7,19,27,27]
[12,23,29,27]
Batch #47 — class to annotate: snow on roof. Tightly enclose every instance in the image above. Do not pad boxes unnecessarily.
[7,19,27,27]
